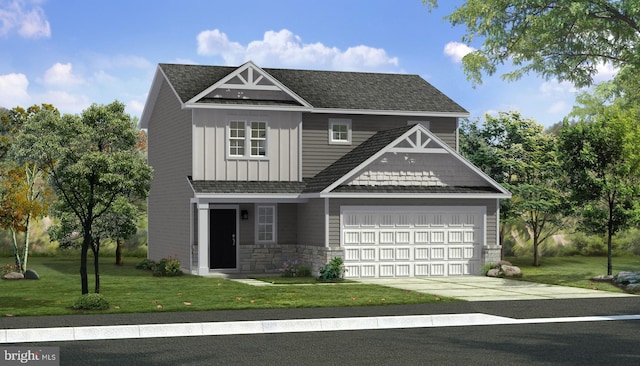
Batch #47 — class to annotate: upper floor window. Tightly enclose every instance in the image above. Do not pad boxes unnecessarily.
[329,118,352,145]
[228,119,268,158]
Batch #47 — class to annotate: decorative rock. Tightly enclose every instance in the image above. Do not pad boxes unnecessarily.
[24,269,40,280]
[501,265,522,278]
[613,271,640,285]
[625,283,640,293]
[486,268,500,277]
[2,272,24,280]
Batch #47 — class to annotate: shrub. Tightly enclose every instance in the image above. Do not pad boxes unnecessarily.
[571,233,606,256]
[72,293,109,310]
[2,263,20,275]
[318,257,346,281]
[152,256,182,277]
[136,258,157,270]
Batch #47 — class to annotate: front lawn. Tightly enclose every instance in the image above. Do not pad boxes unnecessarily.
[506,255,640,292]
[0,256,453,317]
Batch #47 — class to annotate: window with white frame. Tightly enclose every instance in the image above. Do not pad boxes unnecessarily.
[256,205,276,242]
[329,119,352,144]
[229,120,246,156]
[250,121,267,157]
[227,119,268,158]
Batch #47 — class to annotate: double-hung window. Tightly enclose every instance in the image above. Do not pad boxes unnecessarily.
[329,118,352,145]
[256,205,276,242]
[228,119,268,158]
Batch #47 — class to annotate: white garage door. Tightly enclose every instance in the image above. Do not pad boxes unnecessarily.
[341,206,484,278]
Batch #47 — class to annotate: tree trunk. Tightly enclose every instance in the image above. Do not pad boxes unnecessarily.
[21,217,31,274]
[115,238,123,265]
[499,222,507,260]
[92,239,100,294]
[10,229,22,272]
[80,229,90,294]
[533,236,540,267]
[607,230,613,276]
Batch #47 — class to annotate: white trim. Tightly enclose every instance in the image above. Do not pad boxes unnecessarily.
[187,61,313,108]
[313,192,511,199]
[329,118,352,145]
[312,108,469,118]
[255,204,277,243]
[298,119,303,182]
[324,198,330,248]
[322,124,511,197]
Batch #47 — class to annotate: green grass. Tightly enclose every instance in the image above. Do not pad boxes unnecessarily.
[0,256,453,317]
[506,255,640,292]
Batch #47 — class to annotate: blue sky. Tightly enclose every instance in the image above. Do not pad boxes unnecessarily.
[0,0,616,127]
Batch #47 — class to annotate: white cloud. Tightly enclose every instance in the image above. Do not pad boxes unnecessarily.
[443,41,475,63]
[539,79,577,96]
[0,72,29,108]
[594,61,618,82]
[43,62,84,85]
[0,0,50,38]
[196,28,399,71]
[39,90,89,114]
[548,100,569,114]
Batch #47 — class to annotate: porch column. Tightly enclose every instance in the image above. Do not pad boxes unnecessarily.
[197,203,210,275]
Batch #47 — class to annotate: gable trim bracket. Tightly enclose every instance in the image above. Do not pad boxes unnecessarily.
[321,124,512,198]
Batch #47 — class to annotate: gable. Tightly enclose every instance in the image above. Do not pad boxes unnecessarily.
[305,124,510,197]
[187,61,311,109]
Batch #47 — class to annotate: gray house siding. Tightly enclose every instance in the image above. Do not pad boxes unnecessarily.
[327,198,498,247]
[147,79,193,266]
[192,109,302,181]
[302,114,458,178]
[296,198,326,246]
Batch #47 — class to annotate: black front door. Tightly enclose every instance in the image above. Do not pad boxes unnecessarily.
[210,209,237,269]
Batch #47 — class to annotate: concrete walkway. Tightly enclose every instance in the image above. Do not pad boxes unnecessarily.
[355,276,635,301]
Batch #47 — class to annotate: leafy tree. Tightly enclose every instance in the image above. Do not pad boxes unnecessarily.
[559,105,640,275]
[14,101,152,294]
[425,1,640,87]
[460,111,566,264]
[0,105,57,273]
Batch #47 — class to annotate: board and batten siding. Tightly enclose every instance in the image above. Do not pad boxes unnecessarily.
[147,79,193,265]
[302,114,458,178]
[327,198,498,248]
[192,109,302,181]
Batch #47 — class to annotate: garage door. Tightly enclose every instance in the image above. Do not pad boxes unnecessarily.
[341,206,484,278]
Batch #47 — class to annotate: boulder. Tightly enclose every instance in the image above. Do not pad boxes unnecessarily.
[24,269,40,280]
[625,283,640,294]
[486,268,500,277]
[613,271,640,285]
[2,272,24,280]
[501,265,522,278]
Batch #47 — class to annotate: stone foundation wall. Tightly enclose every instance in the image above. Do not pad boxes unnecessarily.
[482,245,502,266]
[239,244,344,276]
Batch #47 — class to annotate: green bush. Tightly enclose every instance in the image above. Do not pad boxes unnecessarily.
[136,258,157,270]
[318,257,346,281]
[152,256,182,277]
[571,233,607,256]
[72,293,109,310]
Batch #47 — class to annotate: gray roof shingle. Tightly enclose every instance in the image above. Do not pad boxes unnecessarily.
[190,180,307,194]
[302,125,414,193]
[159,63,467,114]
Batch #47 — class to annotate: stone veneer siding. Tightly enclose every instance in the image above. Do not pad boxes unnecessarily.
[239,244,344,276]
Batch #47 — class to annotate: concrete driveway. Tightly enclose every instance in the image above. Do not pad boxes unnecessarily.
[355,276,636,301]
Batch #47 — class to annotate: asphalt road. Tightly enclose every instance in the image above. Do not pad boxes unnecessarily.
[3,297,640,365]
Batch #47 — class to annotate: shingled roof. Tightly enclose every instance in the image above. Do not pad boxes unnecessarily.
[158,63,468,114]
[302,125,414,193]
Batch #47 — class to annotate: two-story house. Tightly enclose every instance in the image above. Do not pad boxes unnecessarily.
[139,61,510,278]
